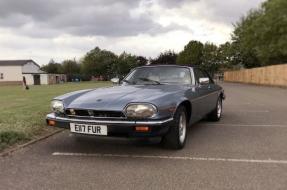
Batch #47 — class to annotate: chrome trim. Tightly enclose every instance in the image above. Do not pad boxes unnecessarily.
[46,113,173,125]
[136,118,173,125]
[66,115,127,119]
[65,109,127,119]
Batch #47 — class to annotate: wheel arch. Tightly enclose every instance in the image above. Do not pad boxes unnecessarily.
[176,100,192,123]
[219,90,225,100]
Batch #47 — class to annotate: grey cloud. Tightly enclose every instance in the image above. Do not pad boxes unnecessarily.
[198,0,265,24]
[158,0,194,8]
[0,0,176,38]
[0,0,264,39]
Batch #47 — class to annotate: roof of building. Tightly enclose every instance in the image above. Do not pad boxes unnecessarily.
[0,60,40,67]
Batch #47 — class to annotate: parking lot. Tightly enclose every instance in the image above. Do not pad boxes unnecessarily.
[1,82,287,190]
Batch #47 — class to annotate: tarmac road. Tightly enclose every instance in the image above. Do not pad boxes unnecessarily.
[1,82,287,190]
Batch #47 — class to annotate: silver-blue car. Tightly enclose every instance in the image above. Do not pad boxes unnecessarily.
[46,65,225,149]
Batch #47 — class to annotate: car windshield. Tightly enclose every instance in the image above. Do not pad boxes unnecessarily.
[123,66,192,85]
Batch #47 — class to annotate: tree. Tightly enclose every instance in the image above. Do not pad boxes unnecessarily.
[201,43,219,75]
[41,59,63,74]
[150,50,177,65]
[176,40,204,66]
[136,56,148,66]
[62,59,80,81]
[81,47,117,80]
[232,0,287,68]
[112,52,138,77]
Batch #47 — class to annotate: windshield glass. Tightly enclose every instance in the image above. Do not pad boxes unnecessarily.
[124,66,192,85]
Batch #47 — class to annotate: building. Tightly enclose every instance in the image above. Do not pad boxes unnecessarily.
[0,60,66,85]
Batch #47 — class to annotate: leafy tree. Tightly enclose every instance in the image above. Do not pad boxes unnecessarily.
[150,50,177,65]
[217,42,243,69]
[136,56,148,66]
[81,47,117,80]
[176,40,204,66]
[232,0,287,67]
[41,59,63,74]
[201,43,219,75]
[255,0,287,65]
[113,52,138,78]
[62,59,80,81]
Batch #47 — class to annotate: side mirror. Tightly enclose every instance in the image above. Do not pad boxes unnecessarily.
[111,78,120,84]
[199,77,210,85]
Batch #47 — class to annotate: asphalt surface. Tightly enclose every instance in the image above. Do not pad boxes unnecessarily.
[1,82,287,190]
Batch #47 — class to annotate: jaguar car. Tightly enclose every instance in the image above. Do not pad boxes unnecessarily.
[46,65,225,149]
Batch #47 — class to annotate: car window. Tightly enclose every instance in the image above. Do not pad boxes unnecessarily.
[124,66,192,85]
[193,68,213,84]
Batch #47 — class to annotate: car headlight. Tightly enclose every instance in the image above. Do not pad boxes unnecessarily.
[51,100,64,113]
[125,103,157,118]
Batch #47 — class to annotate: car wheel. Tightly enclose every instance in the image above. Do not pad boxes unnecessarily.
[161,106,187,150]
[207,97,222,121]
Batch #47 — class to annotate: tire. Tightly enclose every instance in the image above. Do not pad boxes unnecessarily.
[161,106,187,150]
[207,97,222,121]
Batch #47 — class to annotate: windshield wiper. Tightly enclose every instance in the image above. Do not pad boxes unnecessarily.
[122,79,133,84]
[138,78,161,85]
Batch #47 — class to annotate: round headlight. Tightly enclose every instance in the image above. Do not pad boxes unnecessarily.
[125,104,157,118]
[51,100,64,113]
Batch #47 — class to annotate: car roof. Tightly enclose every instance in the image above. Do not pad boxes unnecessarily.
[137,64,194,69]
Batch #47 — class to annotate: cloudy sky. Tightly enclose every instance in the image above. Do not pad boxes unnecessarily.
[0,0,264,65]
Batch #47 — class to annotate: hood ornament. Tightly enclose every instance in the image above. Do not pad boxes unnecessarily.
[69,109,76,115]
[88,110,94,116]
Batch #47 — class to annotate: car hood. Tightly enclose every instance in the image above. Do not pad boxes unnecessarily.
[66,85,187,111]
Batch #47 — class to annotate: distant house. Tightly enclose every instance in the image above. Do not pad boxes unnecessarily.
[0,60,66,85]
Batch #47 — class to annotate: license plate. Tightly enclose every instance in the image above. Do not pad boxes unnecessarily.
[70,123,107,136]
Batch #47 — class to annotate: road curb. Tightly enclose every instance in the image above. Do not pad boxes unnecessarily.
[0,129,64,157]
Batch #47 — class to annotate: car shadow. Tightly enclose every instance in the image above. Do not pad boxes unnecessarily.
[49,119,216,156]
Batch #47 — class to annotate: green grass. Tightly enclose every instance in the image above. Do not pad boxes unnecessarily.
[0,81,111,151]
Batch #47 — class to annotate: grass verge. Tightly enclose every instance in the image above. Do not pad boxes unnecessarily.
[0,81,111,151]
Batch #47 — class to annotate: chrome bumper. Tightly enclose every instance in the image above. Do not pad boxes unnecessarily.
[46,113,173,125]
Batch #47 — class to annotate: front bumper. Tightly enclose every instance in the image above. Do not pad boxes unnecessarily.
[46,113,173,137]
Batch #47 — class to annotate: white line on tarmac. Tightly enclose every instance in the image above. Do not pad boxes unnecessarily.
[205,124,287,128]
[239,110,270,113]
[225,110,270,113]
[52,152,287,165]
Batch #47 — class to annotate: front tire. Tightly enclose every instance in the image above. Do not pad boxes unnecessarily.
[207,97,222,121]
[161,106,187,150]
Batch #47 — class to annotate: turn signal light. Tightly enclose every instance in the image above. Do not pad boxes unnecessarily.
[48,120,56,126]
[135,126,149,132]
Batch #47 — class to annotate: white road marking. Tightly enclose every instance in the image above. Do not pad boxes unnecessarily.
[52,152,287,165]
[239,110,269,113]
[205,124,287,128]
[226,110,270,113]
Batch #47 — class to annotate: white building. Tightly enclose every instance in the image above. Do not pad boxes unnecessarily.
[0,60,66,85]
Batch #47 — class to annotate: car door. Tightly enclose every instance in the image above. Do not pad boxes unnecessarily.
[202,70,219,113]
[193,68,216,118]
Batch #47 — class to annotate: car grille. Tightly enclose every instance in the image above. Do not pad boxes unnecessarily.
[65,109,126,118]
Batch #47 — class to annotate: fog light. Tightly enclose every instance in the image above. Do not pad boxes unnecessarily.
[48,120,56,126]
[135,126,149,132]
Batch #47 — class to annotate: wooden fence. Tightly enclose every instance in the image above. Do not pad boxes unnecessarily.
[224,64,287,87]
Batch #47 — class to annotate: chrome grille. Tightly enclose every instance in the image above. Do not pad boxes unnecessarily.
[65,109,125,118]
